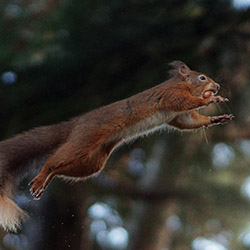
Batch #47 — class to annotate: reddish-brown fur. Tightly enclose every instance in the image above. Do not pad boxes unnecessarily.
[0,61,233,231]
[29,61,233,198]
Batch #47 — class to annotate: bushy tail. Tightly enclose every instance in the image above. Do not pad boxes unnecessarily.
[0,169,28,232]
[0,194,28,232]
[0,120,74,231]
[0,121,73,176]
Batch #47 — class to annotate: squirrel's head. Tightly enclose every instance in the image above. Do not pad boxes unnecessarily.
[169,61,220,98]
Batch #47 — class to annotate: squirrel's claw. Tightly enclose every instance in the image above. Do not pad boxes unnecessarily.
[214,96,229,103]
[210,114,234,125]
[205,95,229,106]
[29,176,46,200]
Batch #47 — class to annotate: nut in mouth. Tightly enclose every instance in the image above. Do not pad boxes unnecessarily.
[202,89,218,99]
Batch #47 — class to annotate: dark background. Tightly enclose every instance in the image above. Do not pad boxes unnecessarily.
[1,0,250,249]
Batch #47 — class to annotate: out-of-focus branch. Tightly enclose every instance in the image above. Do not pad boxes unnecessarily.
[92,174,193,202]
[91,174,250,212]
[210,124,250,142]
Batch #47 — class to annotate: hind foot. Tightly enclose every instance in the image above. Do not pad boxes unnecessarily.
[29,176,46,200]
[29,173,53,200]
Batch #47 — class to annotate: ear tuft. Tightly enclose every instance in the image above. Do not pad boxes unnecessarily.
[169,60,191,78]
[169,60,186,69]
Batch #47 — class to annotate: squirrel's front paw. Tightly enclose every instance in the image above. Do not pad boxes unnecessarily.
[206,95,229,105]
[210,114,234,125]
[214,96,229,103]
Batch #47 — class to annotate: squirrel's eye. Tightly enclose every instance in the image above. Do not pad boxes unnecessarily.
[199,75,206,81]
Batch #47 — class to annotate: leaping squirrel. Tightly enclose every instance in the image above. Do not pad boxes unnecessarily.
[0,61,233,232]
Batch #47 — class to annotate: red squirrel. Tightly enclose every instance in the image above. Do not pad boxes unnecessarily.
[0,61,233,231]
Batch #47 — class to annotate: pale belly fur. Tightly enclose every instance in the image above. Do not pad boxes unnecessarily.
[114,111,176,143]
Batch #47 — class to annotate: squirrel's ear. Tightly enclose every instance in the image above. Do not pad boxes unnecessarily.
[169,61,191,78]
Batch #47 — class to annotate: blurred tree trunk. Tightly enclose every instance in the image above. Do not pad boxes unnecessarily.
[128,140,173,250]
[27,182,90,250]
[80,184,92,250]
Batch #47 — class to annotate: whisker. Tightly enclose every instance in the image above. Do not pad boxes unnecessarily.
[202,127,209,144]
[223,102,232,114]
[215,103,222,113]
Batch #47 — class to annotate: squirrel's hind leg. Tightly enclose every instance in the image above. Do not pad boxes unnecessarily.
[29,167,54,200]
[29,148,111,199]
[29,136,119,200]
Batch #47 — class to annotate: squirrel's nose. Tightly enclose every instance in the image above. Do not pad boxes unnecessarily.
[215,83,220,91]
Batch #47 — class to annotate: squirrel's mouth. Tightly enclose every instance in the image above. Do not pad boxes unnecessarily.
[202,89,218,99]
[202,82,220,98]
[204,89,217,95]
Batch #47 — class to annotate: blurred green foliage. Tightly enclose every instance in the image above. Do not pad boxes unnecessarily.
[1,0,250,250]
